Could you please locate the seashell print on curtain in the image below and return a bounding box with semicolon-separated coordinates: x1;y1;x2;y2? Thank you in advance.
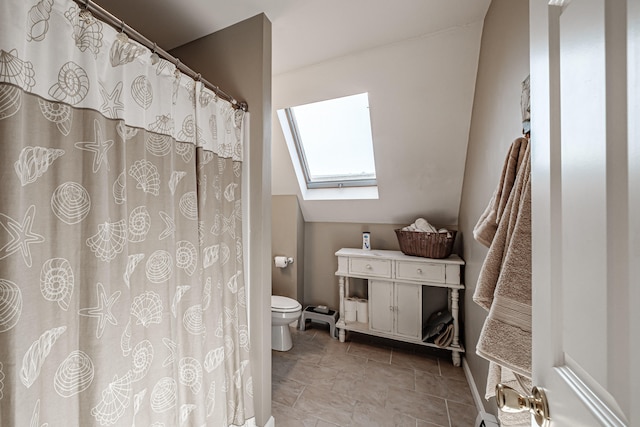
0;0;254;426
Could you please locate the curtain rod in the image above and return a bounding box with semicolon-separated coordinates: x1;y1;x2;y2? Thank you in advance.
73;0;248;112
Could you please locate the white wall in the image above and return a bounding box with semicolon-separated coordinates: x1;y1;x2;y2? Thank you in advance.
272;22;484;225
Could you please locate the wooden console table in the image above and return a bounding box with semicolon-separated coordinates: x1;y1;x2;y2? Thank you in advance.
335;248;465;366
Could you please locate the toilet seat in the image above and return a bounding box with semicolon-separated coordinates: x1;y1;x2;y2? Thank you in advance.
271;295;301;313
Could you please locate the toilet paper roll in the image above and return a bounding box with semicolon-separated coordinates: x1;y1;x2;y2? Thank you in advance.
344;297;357;322
274;256;288;268
356;299;368;323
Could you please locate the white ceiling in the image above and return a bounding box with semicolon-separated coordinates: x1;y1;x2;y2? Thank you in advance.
92;0;490;74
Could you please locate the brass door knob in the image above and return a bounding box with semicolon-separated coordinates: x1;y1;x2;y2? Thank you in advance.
496;384;550;427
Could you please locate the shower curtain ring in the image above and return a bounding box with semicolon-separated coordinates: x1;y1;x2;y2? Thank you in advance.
174;58;181;79
79;0;91;21
195;73;201;82
120;20;125;33
150;42;160;65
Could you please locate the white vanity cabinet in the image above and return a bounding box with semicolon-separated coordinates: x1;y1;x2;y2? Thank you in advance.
335;248;465;366
369;280;422;339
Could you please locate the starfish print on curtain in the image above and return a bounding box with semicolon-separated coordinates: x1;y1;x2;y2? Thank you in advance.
0;205;45;268
74;119;114;173
99;81;124;119
78;282;121;339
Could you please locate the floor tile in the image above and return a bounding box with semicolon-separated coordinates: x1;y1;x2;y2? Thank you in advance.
415;370;475;405
347;340;392;364
294;384;357;426
272;353;297;378
438;359;466;381
332;370;388;407
385;385;450;426
272;326;479;427
318;351;368;376
365;360;416;391
288;359;339;388
272;400;319;427
272;374;305;407
391;347;440;374
416;420;447;427
351;401;418;427
283;339;327;365
447;400;478;427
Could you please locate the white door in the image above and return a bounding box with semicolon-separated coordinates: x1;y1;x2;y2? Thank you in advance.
369;280;393;333
529;0;639;425
394;282;421;339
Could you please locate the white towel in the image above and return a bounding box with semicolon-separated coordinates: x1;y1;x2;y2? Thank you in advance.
403;217;438;233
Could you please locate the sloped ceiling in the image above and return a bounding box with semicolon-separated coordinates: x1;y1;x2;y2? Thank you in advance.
92;0;491;225
272;21;486;226
91;0;490;75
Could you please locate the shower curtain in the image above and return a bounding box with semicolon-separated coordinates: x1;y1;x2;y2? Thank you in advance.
0;0;254;426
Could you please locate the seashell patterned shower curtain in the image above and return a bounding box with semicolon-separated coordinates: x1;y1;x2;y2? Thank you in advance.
0;0;255;426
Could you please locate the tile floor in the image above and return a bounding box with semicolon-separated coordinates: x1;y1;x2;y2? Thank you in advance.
272;323;477;427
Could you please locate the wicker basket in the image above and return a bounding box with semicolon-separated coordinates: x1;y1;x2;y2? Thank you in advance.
394;229;456;259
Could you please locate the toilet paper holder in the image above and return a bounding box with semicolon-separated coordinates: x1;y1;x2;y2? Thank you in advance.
274;256;294;268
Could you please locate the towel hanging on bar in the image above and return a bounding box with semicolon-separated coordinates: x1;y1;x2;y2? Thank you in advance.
473;137;531;376
473;137;529;248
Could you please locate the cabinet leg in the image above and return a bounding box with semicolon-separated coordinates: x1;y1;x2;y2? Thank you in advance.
452;351;461;367
450;289;460;349
338;275;346;343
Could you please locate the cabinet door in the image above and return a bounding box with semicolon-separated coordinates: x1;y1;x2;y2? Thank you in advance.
369;280;393;334
394;283;421;339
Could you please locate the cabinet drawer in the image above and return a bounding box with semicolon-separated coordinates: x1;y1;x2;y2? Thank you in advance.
396;261;445;283
349;257;392;278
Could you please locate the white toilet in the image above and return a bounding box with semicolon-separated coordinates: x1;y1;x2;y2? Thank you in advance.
271;295;302;351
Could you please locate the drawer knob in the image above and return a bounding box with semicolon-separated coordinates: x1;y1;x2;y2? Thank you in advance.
366;264;372;269
417;268;423;274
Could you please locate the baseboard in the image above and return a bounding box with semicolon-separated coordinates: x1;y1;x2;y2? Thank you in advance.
462;357;500;426
462;356;485;415
263;415;275;427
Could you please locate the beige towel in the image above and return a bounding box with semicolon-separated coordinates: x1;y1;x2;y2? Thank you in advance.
434;323;454;348
473;139;532;378
487;362;532;426
473;137;530;247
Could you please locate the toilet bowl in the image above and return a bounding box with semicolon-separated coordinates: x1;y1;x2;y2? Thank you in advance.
271;295;302;351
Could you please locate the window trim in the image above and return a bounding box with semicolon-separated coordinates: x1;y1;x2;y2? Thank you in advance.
284;107;313;186
283;96;377;190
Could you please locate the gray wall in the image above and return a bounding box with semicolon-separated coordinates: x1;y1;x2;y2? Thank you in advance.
300;220;459;316
458;0;529;414
170;14;273;426
302;222;405;309
272;195;304;302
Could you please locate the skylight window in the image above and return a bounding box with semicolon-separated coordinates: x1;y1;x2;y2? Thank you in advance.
281;93;377;189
